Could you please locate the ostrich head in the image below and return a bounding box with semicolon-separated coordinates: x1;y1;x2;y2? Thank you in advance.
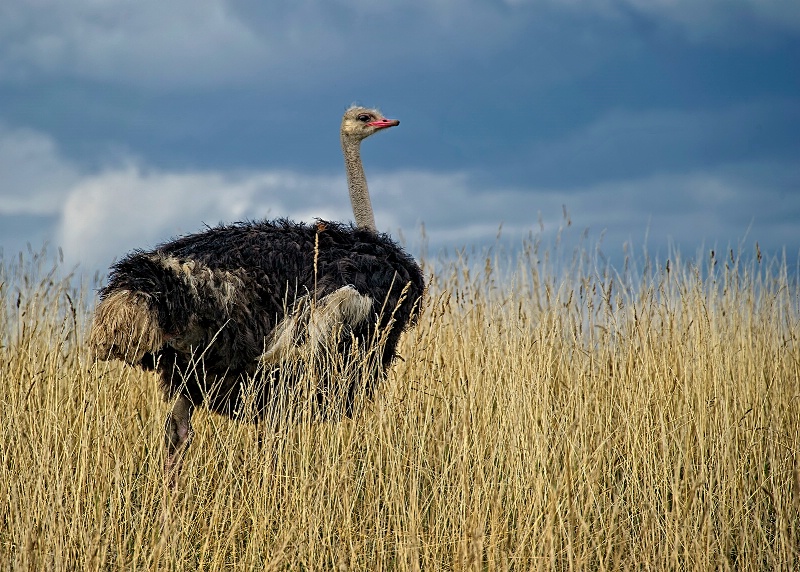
341;106;400;143
340;105;398;232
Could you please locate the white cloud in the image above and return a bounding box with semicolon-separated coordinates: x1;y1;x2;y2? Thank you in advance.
56;166;356;267
52;166;577;269
52;163;800;271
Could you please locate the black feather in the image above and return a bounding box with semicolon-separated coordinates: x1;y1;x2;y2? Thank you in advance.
99;218;425;419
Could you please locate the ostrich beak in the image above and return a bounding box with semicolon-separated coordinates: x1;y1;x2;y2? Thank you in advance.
368;118;400;130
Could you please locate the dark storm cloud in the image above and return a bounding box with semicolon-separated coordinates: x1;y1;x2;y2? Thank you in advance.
0;0;799;272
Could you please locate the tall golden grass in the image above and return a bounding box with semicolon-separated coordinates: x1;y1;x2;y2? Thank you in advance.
1;238;798;570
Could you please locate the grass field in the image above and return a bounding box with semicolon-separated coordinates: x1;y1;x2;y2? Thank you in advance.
1;239;799;570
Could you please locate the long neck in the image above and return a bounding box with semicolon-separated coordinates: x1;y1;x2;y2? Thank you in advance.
342;135;377;232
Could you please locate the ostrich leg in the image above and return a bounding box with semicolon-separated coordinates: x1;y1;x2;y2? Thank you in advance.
164;395;194;489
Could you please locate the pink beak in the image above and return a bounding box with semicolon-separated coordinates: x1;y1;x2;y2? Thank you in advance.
367;118;400;129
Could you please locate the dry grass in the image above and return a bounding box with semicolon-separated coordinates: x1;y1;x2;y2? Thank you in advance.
1;240;799;571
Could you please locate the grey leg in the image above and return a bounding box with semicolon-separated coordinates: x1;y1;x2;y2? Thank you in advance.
164;395;194;489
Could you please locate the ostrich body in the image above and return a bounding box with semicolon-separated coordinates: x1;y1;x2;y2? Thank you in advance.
89;107;425;485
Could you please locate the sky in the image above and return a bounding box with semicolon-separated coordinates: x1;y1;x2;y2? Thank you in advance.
1;0;799;276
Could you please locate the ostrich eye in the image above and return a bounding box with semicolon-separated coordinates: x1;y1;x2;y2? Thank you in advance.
356;114;371;122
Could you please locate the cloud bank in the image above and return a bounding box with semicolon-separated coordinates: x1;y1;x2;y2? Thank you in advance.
2;123;797;274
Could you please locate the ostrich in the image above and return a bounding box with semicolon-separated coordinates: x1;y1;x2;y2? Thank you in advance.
89;106;425;486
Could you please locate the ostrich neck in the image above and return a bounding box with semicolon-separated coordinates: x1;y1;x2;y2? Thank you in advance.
342;136;377;232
